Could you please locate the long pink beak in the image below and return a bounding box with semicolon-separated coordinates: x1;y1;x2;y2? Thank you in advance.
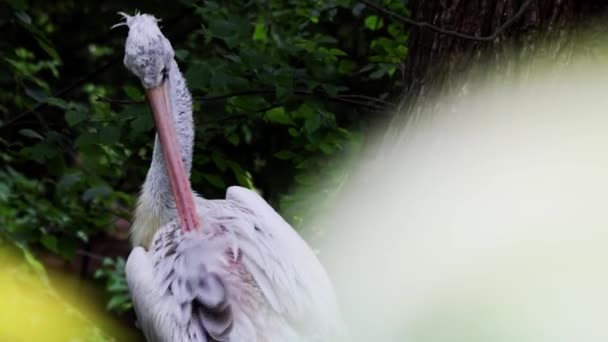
146;84;200;232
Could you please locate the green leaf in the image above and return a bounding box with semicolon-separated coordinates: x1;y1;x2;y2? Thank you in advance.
57;237;77;259
107;293;131;311
292;103;315;119
18;129;44;140
20;141;58;162
102;257;114;267
76;231;88;243
57;172;82;192
185;62;212;90
15;11;31;24
82;185;112;202
321;84;348;96
369;67;388;79
226;161;254;189
329;48;347;57
46;97;69;109
338;60;356;74
211;151;227;171
131;111;154;133
274;150;296;160
93;269;104;279
227;133;240;146
40;234;58;253
265;107;293;125
364;15;384;30
253;18;268;42
0;183;9;202
19;246;48;282
65;110;87;126
304;115;321;135
202;173;226;189
211;71;248;88
75;131;98;148
288;127;300;137
352;3;366;16
123;85;143;100
108;279;128;292
99;126;121;145
275;85;291;99
295;173;314;185
319;142;334;154
174;49;190;61
24;87;47;103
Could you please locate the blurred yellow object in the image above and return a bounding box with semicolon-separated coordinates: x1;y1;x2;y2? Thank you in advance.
0;244;138;342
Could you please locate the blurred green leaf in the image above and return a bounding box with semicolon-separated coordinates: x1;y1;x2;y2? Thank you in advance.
82;185;112;202
65;110;87;126
265;107;293;125
18;128;44;140
274;150;296;160
40;234;58;253
123;85;143;101
211;151;227;171
253;18;268;42
227;132;240;146
15;11;31;24
75;131;99;148
364;15;384;30
131;111;154;133
99;126;120;145
46;97;69;109
107;294;131;312
25;86;47;102
174;49;190;61
202;173;226;189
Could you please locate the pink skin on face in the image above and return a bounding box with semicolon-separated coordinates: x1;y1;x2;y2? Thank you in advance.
146;84;200;232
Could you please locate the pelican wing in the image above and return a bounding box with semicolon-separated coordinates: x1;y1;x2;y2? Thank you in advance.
223;186;340;338
126;224;233;342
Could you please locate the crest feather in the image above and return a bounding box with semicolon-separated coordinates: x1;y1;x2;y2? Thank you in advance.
111;11;160;30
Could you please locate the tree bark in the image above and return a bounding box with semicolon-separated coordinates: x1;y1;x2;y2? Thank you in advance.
400;0;606;105
371;0;608;149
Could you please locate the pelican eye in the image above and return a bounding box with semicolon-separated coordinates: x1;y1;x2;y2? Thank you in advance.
161;66;168;82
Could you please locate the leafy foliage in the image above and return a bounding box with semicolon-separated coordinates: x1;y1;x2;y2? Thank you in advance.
94;257;132;313
0;0;409;336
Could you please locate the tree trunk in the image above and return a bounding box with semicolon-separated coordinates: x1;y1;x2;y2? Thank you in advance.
399;0;606;105
368;0;608;162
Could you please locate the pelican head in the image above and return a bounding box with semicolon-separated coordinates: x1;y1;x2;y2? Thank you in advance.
117;12;174;89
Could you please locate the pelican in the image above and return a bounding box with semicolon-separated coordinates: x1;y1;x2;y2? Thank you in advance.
117;13;341;341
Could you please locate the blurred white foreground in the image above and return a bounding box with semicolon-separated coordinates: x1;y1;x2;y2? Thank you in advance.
317;61;608;341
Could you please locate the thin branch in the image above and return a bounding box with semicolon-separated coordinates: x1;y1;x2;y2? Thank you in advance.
359;0;534;42
96;88;394;111
334;93;393;106
248;103;283;114
76;249;107;262
96;96;141;105
200;89;277;102
330;95;391;110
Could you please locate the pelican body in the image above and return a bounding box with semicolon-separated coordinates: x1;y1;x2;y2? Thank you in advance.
119;13;341;341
